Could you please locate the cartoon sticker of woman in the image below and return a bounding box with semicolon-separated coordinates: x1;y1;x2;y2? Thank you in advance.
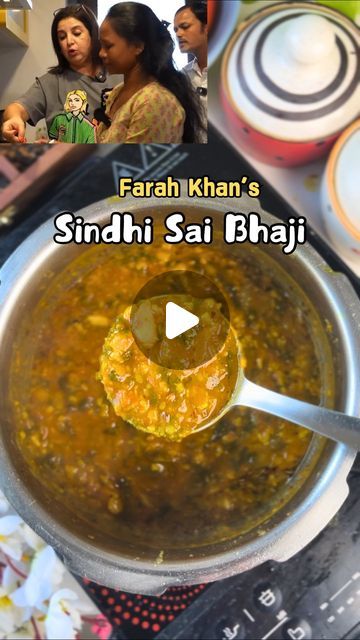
49;90;96;143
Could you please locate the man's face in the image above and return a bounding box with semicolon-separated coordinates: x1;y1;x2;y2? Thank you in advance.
174;8;207;57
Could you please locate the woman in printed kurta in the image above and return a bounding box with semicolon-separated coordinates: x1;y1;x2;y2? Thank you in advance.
97;82;184;144
98;2;205;144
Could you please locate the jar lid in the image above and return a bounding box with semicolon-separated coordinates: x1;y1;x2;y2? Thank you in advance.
327;119;360;240
221;2;360;142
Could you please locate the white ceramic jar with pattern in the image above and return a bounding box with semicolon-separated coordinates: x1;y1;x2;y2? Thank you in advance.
321;119;360;260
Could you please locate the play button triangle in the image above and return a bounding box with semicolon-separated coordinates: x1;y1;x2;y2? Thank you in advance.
165;302;199;340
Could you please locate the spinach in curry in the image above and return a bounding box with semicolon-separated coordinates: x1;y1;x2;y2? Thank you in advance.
99;295;239;440
11;240;325;546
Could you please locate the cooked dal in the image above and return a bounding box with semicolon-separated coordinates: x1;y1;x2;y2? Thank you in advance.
11;240;324;546
99;295;239;440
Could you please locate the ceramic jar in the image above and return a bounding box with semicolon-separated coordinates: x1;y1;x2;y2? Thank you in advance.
321;119;360;259
220;2;360;166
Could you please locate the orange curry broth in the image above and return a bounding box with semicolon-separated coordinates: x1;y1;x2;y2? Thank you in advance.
99;296;239;440
11;241;324;546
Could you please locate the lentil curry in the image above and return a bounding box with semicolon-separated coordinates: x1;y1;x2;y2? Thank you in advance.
11;238;326;550
99;295;239;440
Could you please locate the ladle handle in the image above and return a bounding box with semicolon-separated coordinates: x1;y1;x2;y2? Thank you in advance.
236;379;360;450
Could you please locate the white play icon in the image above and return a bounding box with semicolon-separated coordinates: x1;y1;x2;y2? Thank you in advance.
165;302;199;340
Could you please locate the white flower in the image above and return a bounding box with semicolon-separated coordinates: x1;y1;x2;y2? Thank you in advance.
2;566;23;594
0;586;29;636
0;567;33;638
19;524;45;553
11;545;64;610
0;518;90;640
5;621;34;639
45;588;83;640
0;516;23;561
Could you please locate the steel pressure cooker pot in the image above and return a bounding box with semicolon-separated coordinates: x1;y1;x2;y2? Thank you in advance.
0;193;359;594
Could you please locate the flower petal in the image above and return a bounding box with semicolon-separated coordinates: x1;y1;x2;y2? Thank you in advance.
0;538;23;561
45;589;81;640
11;546;63;608
20;525;45;552
0;516;22;536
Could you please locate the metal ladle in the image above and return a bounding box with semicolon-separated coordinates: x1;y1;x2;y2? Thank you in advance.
196;365;360;449
102;294;360;448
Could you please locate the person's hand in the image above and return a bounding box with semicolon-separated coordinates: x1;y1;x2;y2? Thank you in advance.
2;116;26;142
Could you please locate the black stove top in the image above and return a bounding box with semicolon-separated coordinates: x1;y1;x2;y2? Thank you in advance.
157;470;360;640
81;465;360;639
1;128;359;640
